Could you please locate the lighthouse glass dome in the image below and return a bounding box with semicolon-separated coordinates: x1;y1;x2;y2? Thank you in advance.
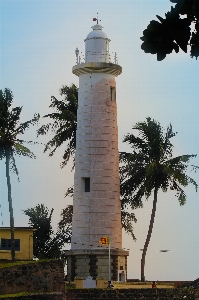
84;24;110;63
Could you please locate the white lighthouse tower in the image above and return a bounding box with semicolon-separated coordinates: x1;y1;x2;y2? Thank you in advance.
66;21;128;282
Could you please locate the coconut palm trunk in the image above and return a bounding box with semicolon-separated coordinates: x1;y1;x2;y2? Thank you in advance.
5;149;15;261
141;186;158;282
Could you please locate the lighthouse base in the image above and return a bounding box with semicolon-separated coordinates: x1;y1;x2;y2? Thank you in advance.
65;248;129;282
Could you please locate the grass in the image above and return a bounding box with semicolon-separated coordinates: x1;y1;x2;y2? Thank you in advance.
0;292;33;298
0;292;63;299
113;282;174;289
0;259;54;269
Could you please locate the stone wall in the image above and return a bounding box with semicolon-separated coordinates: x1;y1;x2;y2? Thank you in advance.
0;260;64;295
65;288;198;300
1;288;199;300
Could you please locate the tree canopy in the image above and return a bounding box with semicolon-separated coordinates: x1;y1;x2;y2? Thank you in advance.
120;117;198;281
23;204;72;259
141;0;199;60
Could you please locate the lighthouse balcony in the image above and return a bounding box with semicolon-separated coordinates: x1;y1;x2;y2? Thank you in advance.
72;62;122;77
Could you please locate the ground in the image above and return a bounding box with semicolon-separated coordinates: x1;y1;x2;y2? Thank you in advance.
113;282;174;289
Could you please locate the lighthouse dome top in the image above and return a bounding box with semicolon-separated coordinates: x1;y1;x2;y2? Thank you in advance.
84;23;111;63
85;24;110;41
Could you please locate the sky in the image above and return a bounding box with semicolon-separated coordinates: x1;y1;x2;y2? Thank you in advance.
0;0;199;281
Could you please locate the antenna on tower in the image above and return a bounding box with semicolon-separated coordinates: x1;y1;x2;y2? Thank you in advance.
93;12;101;24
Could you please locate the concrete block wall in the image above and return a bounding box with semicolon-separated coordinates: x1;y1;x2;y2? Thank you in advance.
72;73;122;250
1;289;198;300
65;288;198;300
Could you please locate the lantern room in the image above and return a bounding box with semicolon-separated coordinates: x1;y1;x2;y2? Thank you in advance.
84;24;110;63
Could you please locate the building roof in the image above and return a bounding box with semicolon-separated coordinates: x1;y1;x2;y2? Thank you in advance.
0;227;36;231
85;24;109;41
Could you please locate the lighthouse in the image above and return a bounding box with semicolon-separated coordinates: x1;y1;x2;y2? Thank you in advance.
66;21;128;282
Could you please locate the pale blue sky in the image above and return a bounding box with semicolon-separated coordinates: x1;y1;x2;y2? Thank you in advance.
0;0;199;281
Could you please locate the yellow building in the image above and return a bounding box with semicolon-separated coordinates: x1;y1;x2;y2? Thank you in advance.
0;227;35;261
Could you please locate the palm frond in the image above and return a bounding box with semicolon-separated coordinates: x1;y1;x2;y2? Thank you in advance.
120;117;198;209
15;113;39;135
9;150;19;181
13;143;36;159
0;88;38;177
37;84;78;168
121;208;137;240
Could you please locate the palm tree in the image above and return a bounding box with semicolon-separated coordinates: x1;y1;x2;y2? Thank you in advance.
37;84;78;168
120;117;198;281
0;88;39;261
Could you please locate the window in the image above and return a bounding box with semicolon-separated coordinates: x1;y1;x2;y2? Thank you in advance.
106;40;109;55
84;177;90;192
0;238;20;251
110;87;116;101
